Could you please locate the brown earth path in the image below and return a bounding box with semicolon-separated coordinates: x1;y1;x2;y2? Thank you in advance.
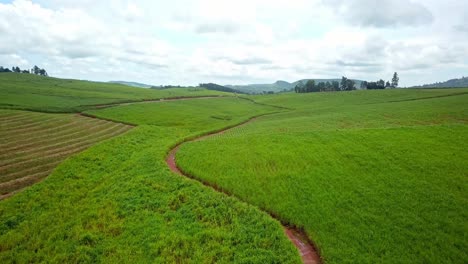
166;115;322;264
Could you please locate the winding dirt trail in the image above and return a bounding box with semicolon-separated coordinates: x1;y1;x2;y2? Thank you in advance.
166;116;322;264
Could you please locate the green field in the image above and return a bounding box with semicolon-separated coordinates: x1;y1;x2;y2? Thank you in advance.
1;74;467;263
0;109;132;198
0;73;229;112
0;96;299;263
177;89;468;263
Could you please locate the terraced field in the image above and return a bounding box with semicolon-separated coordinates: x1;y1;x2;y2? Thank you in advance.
0;109;132;199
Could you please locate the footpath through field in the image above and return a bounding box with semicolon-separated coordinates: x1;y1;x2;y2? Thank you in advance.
166;113;321;264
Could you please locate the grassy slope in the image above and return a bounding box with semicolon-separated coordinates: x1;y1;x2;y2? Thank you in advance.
0;73;229;112
0;97;300;263
177;88;468;263
0;109;132;197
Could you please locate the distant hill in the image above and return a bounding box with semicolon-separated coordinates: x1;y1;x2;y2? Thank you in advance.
109;81;153;88
199;83;246;94
226;79;365;94
412;76;468;88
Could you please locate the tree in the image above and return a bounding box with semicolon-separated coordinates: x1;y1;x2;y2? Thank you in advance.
325;81;332;91
340;76;348;91
32;65;40;75
317;82;325;92
391;72;399;88
39;69;48;76
0;67;12;73
385;81;391;88
305;80;316;92
332;81;339;91
377;79;385;89
346;79;355;91
360;81;368;89
294;81;305;93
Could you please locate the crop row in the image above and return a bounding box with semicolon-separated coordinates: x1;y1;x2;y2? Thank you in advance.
0;110;132;197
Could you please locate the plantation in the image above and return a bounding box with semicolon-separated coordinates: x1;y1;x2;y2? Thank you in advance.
0;93;299;263
0;73;229;112
0;73;467;263
0;109;132;199
177;88;468;263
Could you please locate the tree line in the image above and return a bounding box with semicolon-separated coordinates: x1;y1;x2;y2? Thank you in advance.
361;72;399;90
295;72;399;93
199;83;246;94
0;65;48;76
294;77;355;93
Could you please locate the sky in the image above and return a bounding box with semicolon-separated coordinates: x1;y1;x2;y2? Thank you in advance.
0;0;467;87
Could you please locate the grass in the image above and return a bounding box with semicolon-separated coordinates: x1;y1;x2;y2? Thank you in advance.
0;97;299;263
177;88;468;263
2;73;466;263
0;109;132;198
0;73;230;112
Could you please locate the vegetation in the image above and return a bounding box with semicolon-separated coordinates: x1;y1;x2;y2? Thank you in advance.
412;76;468;88
177;88;468;263
0;96;299;263
227;79;365;94
0;109;132;198
1;73;467;263
295;77;356;93
296;73;400;93
199;83;245;94
0;73;230;112
0;65;48;76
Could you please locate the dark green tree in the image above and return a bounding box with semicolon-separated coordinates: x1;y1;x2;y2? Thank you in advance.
33;65;40;75
391;72;399;88
317;82;325;92
340;76;347;91
345;79;355;91
332;81;339;91
294;81;305;93
39;69;48;76
305;80;316;93
360;81;368;89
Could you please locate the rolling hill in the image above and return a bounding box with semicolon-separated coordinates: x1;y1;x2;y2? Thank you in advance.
108;81;153;88
412;76;468;88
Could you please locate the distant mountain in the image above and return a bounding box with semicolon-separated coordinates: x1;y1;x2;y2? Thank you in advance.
109;81;153;88
412;76;468;88
225;79;365;94
199;83;246;94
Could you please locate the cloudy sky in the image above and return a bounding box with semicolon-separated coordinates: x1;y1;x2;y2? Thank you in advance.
1;0;467;86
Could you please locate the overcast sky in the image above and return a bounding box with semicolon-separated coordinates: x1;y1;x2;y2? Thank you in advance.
1;0;467;86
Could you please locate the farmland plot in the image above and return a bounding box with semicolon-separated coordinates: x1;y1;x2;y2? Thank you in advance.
0;109;132;198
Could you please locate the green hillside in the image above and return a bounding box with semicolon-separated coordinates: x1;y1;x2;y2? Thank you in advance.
0;73;230;112
412;76;468;88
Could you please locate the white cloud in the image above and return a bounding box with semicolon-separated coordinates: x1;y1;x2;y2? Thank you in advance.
324;0;434;28
0;0;467;86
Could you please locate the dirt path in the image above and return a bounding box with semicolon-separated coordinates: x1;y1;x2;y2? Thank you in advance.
166;116;322;264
